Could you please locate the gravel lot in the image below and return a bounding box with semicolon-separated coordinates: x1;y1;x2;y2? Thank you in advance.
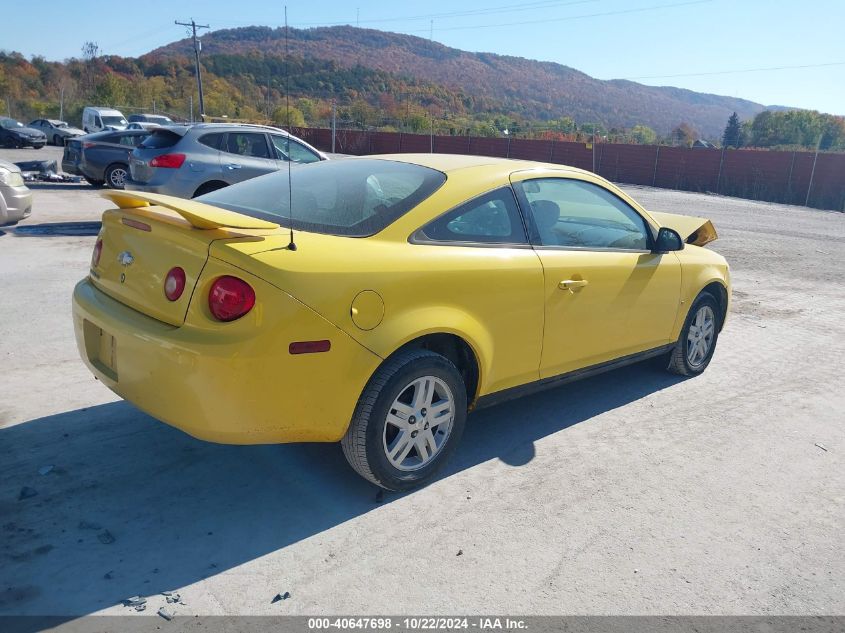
1;145;843;618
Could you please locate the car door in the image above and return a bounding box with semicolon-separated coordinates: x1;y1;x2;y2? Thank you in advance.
220;131;277;184
511;171;681;379
413;186;544;393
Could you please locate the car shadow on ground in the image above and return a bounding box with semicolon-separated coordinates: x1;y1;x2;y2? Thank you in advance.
0;361;684;622
20;184;91;191
10;222;101;237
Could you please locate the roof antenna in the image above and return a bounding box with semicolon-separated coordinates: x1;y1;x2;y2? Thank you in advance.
285;6;297;251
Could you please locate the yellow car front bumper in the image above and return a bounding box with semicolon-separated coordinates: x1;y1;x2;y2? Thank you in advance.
72;274;382;444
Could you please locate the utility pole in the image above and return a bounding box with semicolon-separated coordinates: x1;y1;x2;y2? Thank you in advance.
331;100;337;153
175;19;209;119
805;133;823;207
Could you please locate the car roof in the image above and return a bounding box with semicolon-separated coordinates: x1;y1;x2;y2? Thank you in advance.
367;153;594;177
85;107;123;114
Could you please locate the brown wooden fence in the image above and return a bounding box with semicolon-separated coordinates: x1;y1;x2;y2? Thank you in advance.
290;127;845;212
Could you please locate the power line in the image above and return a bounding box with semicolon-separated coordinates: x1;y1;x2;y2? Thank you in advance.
417;0;712;32
293;0;600;27
621;61;845;80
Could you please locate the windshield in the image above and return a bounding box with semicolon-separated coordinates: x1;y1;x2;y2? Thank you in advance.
102;115;127;126
1;119;23;129
54;121;68;128
148;116;172;124
197;159;447;237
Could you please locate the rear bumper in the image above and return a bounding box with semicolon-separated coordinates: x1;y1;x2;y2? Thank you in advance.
72;271;381;444
61;160;80;175
0;185;33;225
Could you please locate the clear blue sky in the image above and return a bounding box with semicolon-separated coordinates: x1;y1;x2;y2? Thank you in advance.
5;0;843;114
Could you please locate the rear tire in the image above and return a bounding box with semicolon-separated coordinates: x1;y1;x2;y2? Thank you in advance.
105;164;128;189
342;349;467;491
665;293;721;376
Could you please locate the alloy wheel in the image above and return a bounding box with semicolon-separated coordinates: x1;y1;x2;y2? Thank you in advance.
382;376;455;471
109;167;127;188
687;305;716;367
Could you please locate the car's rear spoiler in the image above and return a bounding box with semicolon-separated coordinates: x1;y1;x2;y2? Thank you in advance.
649;211;718;247
101;191;280;230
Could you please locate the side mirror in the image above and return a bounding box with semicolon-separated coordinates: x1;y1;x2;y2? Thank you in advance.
653;227;684;253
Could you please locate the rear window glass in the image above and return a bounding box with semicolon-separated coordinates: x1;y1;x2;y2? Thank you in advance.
197;159;446;237
140;130;181;149
197;132;224;150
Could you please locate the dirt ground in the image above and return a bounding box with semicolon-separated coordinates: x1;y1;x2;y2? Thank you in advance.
1;145;843;618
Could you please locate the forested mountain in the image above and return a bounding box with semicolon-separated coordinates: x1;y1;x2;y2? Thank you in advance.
4;24;842;149
153;25;766;137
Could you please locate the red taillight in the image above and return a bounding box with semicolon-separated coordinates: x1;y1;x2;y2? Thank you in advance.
149;153;186;169
208;276;255;322
164;267;186;302
91;238;103;268
83;141;96;149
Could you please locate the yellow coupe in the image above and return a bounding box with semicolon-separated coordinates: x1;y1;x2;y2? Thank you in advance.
72;154;729;490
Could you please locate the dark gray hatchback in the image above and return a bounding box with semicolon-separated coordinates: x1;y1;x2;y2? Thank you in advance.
62;130;151;188
125;123;326;199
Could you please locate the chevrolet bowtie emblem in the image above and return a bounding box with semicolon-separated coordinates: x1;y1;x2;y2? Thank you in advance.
118;251;134;267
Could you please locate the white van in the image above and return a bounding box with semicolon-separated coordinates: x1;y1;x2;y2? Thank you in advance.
82;107;128;133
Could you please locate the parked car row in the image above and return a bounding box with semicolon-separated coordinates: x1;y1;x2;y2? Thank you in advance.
0;107;179;150
58;122;324;194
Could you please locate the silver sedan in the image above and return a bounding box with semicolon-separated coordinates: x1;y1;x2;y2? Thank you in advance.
0;160;33;225
28;119;86;146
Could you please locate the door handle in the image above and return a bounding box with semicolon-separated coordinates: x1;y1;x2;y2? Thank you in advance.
559;279;589;291
225;163;242;170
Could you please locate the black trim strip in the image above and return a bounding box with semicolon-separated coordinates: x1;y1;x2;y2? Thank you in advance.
473;343;675;410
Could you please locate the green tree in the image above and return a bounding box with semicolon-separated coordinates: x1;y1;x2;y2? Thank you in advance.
722;112;743;148
272;105;305;127
631;125;657;145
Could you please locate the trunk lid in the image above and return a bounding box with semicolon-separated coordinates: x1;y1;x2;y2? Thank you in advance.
649;211;718;247
129;128;186;183
91;192;279;326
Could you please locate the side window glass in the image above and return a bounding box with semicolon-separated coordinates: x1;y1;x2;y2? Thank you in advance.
421;187;526;244
198;133;224;150
271;136;321;163
224;132;271;158
518;178;649;250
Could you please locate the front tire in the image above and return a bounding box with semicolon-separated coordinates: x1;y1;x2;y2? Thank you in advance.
665;293;721;376
342;349;467;491
53;135;62;146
